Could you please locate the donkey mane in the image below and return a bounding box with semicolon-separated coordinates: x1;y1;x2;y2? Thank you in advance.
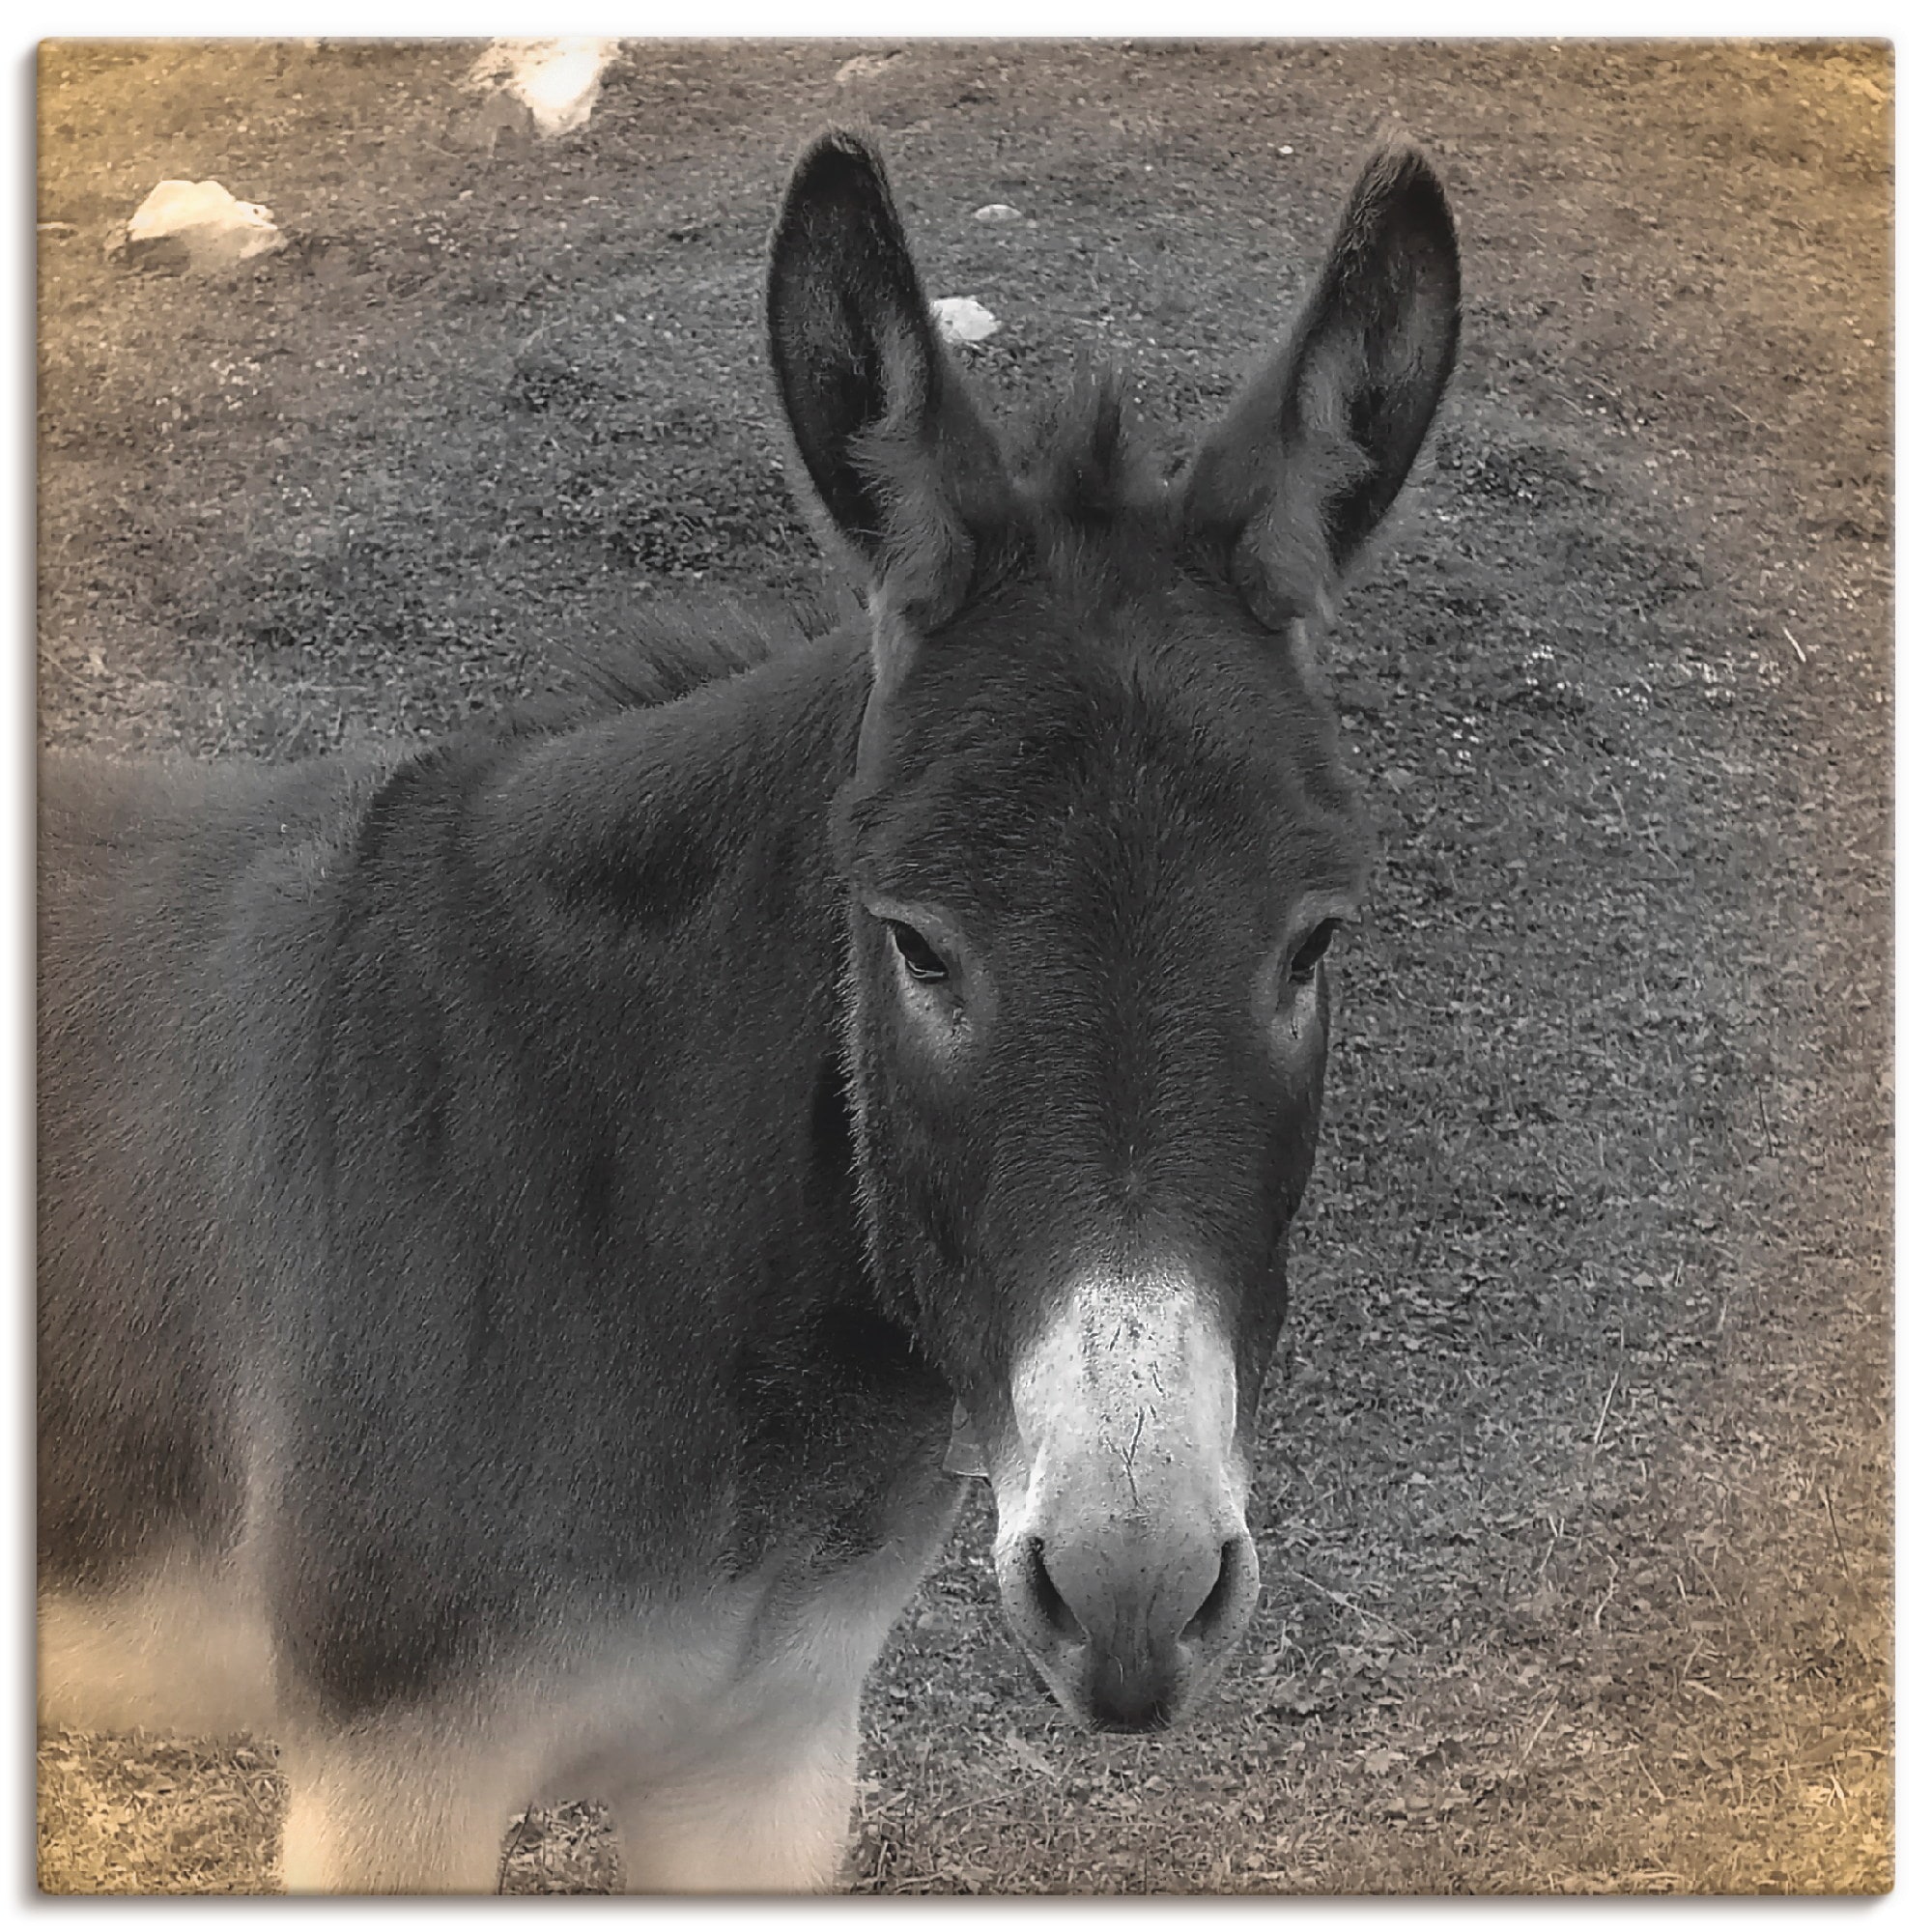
504;589;838;738
331;593;842;884
342;589;849;807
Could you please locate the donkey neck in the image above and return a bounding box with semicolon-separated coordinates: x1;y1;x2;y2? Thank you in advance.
466;620;874;952
328;617;882;1321
464;622;958;1548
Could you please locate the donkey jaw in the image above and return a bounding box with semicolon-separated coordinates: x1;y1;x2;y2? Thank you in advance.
986;1272;1260;1732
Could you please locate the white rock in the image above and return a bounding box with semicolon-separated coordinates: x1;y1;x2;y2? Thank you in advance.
123;180;285;269
835;51;901;86
972;203;1023;223
465;38;622;137
930;297;1000;345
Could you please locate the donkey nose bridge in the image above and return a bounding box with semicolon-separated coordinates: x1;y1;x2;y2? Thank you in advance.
996;1267;1257;1713
1003;1270;1244;1526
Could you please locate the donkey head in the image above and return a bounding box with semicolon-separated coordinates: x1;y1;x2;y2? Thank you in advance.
770;131;1458;1731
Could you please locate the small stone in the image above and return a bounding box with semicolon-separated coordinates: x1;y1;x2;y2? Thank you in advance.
117;180;286;273
464;39;621;138
972;203;1023;223
930;296;1000;345
835;51;902;87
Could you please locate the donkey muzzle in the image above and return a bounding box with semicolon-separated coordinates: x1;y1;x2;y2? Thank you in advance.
989;1274;1259;1731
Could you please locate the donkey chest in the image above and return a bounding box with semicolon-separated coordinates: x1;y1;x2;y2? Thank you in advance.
534;1508;960;1798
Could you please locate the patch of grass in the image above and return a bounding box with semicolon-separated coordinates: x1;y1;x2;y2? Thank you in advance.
37;1735;284;1895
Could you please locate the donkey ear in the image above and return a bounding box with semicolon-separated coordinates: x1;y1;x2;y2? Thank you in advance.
1182;140;1460;631
767;129;1012;627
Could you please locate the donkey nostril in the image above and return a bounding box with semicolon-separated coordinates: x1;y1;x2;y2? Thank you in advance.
1181;1537;1244;1644
1025;1538;1086;1643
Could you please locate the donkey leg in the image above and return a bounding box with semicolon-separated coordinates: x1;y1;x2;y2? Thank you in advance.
279;1716;531;1894
611;1691;864;1894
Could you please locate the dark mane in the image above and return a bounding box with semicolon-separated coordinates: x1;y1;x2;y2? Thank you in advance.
484;585;849;742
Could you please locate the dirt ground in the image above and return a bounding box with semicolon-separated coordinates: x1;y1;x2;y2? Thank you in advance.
35;39;1891;1894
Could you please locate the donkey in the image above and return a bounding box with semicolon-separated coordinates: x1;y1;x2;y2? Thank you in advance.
38;129;1458;1892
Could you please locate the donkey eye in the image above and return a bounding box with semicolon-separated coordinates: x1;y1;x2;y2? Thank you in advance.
887;921;952;985
1287;919;1340;983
